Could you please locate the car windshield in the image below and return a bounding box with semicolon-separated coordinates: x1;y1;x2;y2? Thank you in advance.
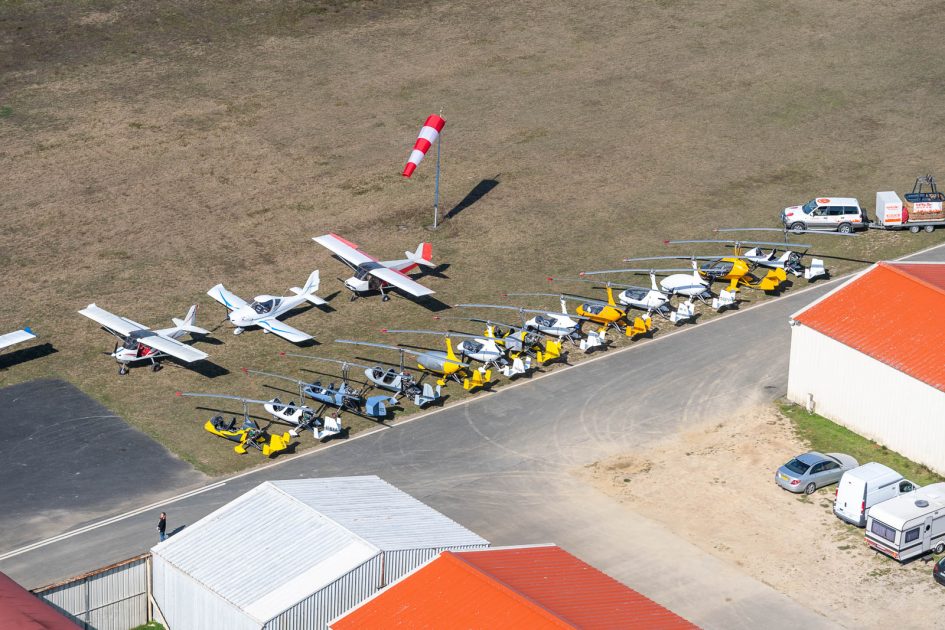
802;200;818;213
784;458;810;475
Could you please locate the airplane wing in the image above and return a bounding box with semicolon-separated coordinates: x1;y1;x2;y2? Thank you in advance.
140;332;209;363
370;266;435;297
206;284;247;311
0;329;36;351
313;234;375;267
78;304;149;337
257;318;312;343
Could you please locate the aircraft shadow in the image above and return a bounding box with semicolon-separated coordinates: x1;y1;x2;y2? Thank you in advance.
187;361;230;378
445;176;500;220
192;405;270;423
191;333;224;346
0;343;57;370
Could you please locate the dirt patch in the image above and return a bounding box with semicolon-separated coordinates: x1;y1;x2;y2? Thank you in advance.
579;407;942;629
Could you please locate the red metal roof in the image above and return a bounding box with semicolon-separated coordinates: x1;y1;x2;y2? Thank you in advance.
0;572;77;629
793;262;945;392
332;545;697;629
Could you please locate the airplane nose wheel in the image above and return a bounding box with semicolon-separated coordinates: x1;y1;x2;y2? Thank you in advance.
118;364;129;376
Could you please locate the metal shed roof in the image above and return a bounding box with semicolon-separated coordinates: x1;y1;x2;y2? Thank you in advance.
151;476;487;623
332;545;698;629
151;483;380;623
269;477;488;550
792;262;945;393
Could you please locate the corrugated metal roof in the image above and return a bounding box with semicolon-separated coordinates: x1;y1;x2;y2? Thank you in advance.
270;477;488;550
151;483;380;623
332;545;698;629
0;572;78;629
793;262;945;393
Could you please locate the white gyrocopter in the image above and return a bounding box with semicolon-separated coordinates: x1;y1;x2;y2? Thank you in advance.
0;328;37;353
207;270;326;343
314;233;436;301
382;328;533;378
580;258;731;324
79;304;209;375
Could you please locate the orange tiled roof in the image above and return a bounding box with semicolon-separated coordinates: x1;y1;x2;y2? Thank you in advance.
331;545;697;629
793;262;945;392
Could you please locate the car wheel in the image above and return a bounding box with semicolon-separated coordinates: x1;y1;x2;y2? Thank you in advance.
935;542;945;555
804;482;817;495
910;225;921;234
837;223;853;234
790;222;806;233
925;225;935;233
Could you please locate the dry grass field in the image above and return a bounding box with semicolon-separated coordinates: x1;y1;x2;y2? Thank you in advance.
2;0;944;474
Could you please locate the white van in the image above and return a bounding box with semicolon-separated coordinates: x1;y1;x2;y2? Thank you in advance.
834;463;916;527
780;197;867;233
865;482;945;562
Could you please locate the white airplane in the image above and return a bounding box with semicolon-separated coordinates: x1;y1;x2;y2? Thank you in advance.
78;304;209;375
313;233;435;301
207;270;325;343
0;328;37;353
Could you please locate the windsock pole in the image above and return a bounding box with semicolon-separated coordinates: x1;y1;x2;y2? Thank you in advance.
433;128;442;229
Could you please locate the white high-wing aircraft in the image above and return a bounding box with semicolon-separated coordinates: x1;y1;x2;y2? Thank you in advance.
0;328;37;352
207;270;325;343
78;304;209;375
313;233;435;301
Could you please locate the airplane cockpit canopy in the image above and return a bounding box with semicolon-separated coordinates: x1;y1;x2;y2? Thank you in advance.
700;260;734;276
463;340;484;354
535;315;555;327
249;297;281;315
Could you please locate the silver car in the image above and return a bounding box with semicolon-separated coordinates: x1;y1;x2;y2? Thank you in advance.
775;451;859;494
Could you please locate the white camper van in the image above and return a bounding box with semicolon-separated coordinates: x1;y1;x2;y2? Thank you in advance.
865;482;945;561
834;463;916;527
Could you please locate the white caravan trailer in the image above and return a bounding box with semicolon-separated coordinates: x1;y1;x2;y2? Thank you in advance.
834;463;916;527
865;482;945;561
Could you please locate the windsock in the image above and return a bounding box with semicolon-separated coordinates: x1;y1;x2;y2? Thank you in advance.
403;114;446;178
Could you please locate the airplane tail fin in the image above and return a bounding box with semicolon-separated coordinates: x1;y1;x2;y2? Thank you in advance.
290;270;327;306
172;305;210;335
406;243;435;268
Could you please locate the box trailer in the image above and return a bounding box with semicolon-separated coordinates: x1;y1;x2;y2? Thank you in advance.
864;482;945;561
871;177;945;233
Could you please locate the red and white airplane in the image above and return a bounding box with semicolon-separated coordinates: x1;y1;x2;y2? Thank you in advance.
313;233;436;301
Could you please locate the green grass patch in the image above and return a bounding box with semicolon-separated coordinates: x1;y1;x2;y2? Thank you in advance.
131;622;164;630
779;401;944;487
0;106;12;118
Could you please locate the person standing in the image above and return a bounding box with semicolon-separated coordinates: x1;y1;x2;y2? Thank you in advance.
157;512;167;543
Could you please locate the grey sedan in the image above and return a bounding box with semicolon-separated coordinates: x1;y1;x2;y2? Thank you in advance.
775;451;859;494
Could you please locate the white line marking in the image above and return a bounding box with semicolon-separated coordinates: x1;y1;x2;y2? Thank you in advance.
0;481;227;561
8;241;945;559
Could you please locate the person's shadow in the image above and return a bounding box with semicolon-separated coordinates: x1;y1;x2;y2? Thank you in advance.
168;525;187;537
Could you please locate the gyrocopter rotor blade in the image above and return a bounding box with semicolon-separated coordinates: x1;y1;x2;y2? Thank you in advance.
335;339;470;367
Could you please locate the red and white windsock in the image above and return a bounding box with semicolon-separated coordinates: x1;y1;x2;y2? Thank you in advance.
402;114;446;178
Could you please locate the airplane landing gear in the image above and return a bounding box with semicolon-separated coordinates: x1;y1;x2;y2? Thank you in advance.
233;327;244;335
118;364;129;376
150;361;162;373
